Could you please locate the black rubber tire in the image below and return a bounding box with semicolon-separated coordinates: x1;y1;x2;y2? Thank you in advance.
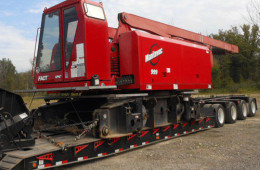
237;100;248;120
213;104;225;128
225;102;237;124
248;98;257;117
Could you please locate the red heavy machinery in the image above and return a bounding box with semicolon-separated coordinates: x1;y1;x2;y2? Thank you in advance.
0;0;257;169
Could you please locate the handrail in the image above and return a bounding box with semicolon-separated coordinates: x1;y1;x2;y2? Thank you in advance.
32;27;41;78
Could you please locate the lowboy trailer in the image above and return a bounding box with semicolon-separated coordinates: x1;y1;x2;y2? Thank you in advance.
0;92;257;170
0;0;258;169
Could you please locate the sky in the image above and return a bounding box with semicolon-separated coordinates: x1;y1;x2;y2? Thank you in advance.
0;0;252;72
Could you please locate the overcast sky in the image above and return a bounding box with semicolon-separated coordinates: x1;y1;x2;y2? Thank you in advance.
0;0;252;72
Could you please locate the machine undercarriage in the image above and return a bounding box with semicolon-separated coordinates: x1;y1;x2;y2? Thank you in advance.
33;91;205;139
31;90;257;140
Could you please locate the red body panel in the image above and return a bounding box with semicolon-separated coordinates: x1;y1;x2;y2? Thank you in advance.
33;0;238;92
34;0;112;89
119;31;212;90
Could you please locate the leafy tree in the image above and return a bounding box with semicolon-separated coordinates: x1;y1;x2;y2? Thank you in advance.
0;58;34;91
0;58;17;90
16;71;34;90
210;24;260;90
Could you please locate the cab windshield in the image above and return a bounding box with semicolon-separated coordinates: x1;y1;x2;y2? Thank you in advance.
37;11;61;73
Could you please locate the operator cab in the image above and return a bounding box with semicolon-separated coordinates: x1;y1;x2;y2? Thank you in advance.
35;0;111;90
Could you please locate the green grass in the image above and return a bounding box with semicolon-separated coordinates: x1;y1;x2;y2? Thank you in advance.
199;88;260;95
202;81;260;95
23;96;46;110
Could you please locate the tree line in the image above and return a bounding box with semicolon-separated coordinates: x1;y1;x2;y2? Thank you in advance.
0;58;34;91
211;24;260;92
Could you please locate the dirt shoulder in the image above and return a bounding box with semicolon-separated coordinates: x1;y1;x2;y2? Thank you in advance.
57;95;260;170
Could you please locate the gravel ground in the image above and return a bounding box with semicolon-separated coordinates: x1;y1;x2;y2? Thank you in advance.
56;95;260;170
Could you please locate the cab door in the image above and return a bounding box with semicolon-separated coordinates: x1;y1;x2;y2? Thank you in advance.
61;5;83;82
35;10;64;84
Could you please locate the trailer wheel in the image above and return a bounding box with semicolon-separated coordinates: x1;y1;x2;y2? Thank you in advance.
225;102;237;124
213;104;225;128
237;100;247;120
248;98;257;117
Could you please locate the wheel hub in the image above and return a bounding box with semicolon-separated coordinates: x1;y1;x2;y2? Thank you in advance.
242;104;247;117
218;108;225;124
231;105;237;120
251;102;256;114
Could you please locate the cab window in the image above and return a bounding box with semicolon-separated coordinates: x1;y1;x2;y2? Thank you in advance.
84;3;105;20
63;7;78;69
37;11;61;73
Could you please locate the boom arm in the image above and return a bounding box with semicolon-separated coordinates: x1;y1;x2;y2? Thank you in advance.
114;12;238;53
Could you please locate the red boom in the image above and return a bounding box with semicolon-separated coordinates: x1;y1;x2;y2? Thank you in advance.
111;13;238;54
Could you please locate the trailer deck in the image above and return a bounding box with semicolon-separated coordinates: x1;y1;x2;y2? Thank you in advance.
0;95;257;170
0;117;215;170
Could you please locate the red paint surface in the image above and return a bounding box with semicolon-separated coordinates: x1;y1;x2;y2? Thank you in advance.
119;31;212;91
33;0;238;92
